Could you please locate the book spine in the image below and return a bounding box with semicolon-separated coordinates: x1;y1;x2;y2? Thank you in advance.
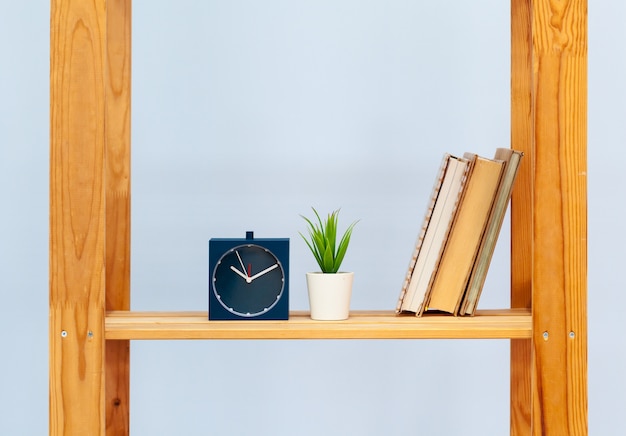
396;154;450;313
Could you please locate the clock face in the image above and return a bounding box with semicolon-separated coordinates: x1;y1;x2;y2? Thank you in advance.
212;244;285;317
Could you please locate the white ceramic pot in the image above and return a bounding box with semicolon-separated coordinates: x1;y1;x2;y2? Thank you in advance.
305;272;354;320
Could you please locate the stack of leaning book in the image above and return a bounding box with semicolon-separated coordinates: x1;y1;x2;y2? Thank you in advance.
396;148;523;316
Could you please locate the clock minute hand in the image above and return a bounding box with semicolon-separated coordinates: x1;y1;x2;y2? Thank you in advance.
248;264;279;282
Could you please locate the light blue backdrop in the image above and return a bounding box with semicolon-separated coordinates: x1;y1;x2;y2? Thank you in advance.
0;1;623;435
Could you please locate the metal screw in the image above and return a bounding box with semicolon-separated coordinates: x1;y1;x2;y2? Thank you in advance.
542;331;549;341
569;331;575;339
87;331;94;339
61;330;67;338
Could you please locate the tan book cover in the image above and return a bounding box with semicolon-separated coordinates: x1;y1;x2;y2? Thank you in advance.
423;153;505;315
459;148;523;315
397;154;470;314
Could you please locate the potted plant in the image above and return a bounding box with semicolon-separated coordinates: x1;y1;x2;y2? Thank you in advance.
300;208;359;320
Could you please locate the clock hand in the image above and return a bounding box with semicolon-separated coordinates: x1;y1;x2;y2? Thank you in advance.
248;264;279;282
235;250;247;276
230;265;250;282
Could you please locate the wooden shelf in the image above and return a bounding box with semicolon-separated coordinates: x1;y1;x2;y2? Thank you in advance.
105;309;532;340
49;2;587;434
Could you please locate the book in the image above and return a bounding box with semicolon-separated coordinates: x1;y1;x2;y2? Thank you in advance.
396;155;450;313
458;148;523;315
395;155;450;313
423;153;505;315
396;154;470;314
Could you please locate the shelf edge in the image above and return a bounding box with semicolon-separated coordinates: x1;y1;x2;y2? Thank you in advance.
105;309;532;340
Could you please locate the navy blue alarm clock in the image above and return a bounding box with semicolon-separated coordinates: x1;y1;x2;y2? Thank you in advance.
209;231;289;320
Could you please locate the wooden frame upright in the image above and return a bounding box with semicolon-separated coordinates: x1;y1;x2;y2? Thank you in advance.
49;1;587;435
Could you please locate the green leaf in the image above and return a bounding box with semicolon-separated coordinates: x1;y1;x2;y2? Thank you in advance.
333;220;358;272
322;243;334;272
326;210;338;256
299;232;322;269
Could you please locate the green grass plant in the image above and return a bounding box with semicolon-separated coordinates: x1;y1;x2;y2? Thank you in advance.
299;208;358;273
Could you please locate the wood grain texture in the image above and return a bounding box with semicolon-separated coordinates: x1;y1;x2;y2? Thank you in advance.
510;1;533;434
103;1;131;435
50;0;108;434
531;1;588;435
104;310;532;340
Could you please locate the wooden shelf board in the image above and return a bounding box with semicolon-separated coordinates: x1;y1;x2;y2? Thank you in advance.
105;309;532;340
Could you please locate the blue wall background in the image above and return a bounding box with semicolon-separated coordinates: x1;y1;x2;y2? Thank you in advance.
1;1;623;434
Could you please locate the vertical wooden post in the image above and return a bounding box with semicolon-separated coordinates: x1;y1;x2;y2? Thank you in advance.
50;0;108;434
50;0;131;434
511;0;588;434
530;0;588;434
104;1;132;435
510;0;533;434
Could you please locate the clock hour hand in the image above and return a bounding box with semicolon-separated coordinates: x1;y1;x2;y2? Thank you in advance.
248;264;279;282
230;265;250;282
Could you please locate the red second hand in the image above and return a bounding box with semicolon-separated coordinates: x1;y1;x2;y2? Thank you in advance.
247;264;251;277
